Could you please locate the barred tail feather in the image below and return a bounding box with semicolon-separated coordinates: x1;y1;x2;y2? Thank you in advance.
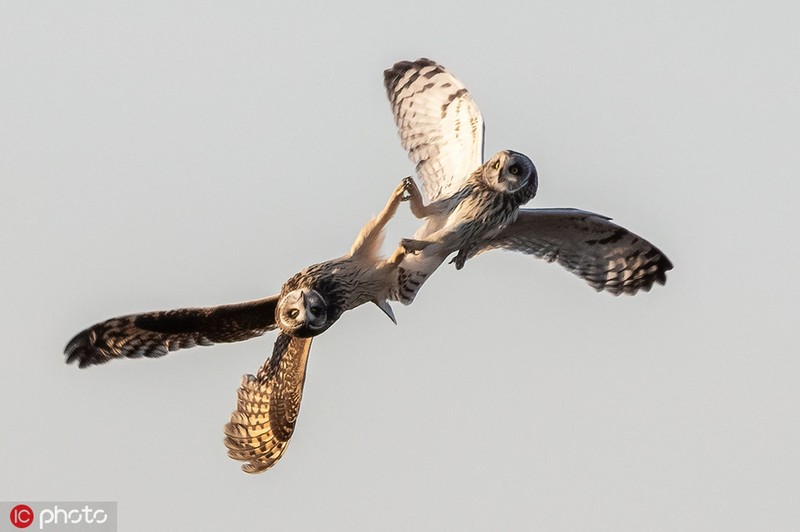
392;252;445;305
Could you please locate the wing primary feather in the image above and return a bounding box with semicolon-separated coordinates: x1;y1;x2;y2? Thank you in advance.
64;295;280;367
223;334;313;474
384;58;484;203
465;208;672;295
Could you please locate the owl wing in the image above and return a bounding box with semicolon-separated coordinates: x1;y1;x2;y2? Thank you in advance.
224;334;313;474
466;209;673;295
64;296;279;367
384;58;484;203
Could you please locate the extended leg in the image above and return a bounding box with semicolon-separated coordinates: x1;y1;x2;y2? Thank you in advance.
449;245;474;270
349;178;411;258
403;177;429;219
398;221;464;255
399;238;433;254
403;177;454;219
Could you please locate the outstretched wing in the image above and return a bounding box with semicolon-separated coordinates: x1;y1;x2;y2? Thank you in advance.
467;209;673;295
224;334;313;474
64;296;279;368
384;58;484;203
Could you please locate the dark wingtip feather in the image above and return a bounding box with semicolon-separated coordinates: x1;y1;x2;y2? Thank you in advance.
630;250;673;294
654;253;673;286
64;328;112;368
661;254;675;274
383;57;439;93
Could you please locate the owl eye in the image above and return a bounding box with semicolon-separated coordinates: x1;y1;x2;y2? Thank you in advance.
509;164;520;175
309;306;324;316
493;161;501;170
287;308;299;319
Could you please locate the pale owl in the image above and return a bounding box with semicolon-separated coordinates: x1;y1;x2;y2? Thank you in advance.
384;58;672;303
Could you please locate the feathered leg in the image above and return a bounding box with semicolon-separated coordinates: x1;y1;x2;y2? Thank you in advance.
403;176;453;219
349;178;412;258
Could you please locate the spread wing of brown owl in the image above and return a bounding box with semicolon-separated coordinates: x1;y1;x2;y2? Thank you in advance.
64;180;413;473
224;334;313;474
64;298;280;367
384;58;672;300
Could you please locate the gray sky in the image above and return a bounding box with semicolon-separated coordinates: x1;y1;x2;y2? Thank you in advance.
2;2;799;530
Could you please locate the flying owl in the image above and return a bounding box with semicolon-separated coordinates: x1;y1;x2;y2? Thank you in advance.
65;180;411;473
383;58;673;303
394;150;539;303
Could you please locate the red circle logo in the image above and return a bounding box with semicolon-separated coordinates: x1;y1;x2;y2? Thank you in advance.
10;504;34;528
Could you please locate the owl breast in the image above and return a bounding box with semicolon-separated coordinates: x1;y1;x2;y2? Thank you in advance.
441;185;522;250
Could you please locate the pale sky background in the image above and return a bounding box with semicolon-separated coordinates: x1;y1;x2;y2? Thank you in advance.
2;2;799;531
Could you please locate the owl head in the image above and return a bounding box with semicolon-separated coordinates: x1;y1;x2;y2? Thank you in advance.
480;150;537;194
277;288;330;337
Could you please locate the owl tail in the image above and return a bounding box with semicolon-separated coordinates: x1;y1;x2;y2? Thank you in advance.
391;251;446;305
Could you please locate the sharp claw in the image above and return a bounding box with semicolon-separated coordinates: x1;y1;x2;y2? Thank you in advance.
400;238;432;254
451;251;467;270
400;176;416;201
399;238;419;255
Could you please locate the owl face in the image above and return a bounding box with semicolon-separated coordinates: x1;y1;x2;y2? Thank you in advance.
277;288;329;337
480;150;535;194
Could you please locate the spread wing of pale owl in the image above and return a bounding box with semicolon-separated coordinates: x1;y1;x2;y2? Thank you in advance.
384;58;672;302
384;58;484;204
64;181;412;473
462;208;671;295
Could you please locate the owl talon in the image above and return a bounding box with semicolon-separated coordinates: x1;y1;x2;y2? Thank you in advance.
450;251;467;270
400;176;417;201
400;238;432;254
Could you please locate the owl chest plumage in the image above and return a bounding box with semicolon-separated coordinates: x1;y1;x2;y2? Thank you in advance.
442;183;522;249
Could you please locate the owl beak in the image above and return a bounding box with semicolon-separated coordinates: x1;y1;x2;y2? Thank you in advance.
300;290;307;305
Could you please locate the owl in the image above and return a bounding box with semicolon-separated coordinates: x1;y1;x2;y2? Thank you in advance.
65;180;411;473
384;58;673;303
395;150;539;303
